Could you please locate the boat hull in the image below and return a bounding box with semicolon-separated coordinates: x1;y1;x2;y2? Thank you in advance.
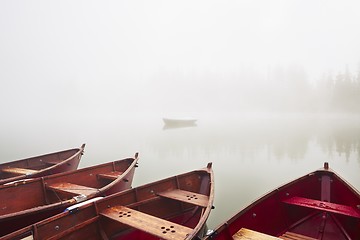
0;154;138;237
0;144;86;185
162;118;197;129
2;163;214;240
205;163;360;240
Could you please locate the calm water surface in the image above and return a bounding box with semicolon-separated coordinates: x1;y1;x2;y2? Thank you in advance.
1;113;359;230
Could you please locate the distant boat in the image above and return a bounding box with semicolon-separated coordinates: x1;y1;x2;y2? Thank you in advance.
0;144;85;185
163;118;197;129
204;162;360;240
2;163;214;240
0;153;139;237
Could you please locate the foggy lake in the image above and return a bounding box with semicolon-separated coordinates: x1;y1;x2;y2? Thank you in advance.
1;113;359;229
1;0;360;233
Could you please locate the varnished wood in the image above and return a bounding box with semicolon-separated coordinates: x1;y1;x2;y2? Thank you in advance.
157;189;209;207
1;162;213;240
101;205;193;240
0;144;85;185
1;167;39;175
97;171;123;180
279;231;317;240
19;236;34;240
46;217;99;240
233;228;281;240
46;182;99;196
43;160;59;166
0;155;139;237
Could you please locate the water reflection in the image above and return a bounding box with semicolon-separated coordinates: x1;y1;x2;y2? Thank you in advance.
0;114;359;230
162;122;197;130
136;114;359;229
151;115;360;163
315;116;360;162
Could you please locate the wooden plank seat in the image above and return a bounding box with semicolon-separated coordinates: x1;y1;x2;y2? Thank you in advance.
19;235;34;240
1;167;39;176
157;189;209;207
279;231;317;240
282;196;360;218
233;228;281;240
97;171;123;180
100;205;193;240
46;182;99;196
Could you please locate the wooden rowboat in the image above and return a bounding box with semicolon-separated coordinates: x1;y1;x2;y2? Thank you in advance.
163;118;197;124
0;144;86;185
0;153;139;237
204;162;360;240
2;162;214;240
163;118;197;129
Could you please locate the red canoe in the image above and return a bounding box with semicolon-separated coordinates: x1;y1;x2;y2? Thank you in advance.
0;144;85;185
0;153;138;237
1;162;214;240
205;162;360;240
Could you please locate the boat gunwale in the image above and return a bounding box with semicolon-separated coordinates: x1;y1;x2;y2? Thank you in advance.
0;154;138;223
2;163;214;240
97;162;214;240
205;163;360;239
0;144;86;185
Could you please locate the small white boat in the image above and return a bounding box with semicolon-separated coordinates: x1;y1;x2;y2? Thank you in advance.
163;118;197;125
162;118;197;130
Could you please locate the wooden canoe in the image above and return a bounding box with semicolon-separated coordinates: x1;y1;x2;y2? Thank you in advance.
0;153;139;237
204;162;360;240
2;162;214;240
0;144;86;185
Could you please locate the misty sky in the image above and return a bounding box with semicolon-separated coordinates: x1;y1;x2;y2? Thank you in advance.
1;0;360;118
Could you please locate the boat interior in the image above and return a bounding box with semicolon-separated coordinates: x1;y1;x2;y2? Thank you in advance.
0;150;80;179
0;159;134;216
6;169;212;240
210;167;359;240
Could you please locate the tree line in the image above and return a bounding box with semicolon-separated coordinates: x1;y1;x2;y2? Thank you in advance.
149;65;360;114
316;67;360;113
258;65;360;113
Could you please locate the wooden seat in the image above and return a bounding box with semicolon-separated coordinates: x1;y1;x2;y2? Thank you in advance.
1;167;39;176
279;231;317;240
282;196;360;218
97;171;123;180
19;235;34;240
100;205;193;240
46;182;98;196
233;228;281;240
157;189;209;207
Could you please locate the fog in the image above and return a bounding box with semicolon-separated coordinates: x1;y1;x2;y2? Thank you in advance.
1;0;360;158
1;0;360;122
1;2;360;231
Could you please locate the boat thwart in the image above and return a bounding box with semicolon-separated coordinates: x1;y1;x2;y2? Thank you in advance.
0;153;139;237
204;162;360;240
0;144;86;185
1;162;214;240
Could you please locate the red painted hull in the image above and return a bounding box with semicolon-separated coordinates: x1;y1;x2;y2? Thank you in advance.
205;163;360;240
0;144;85;185
0;154;138;237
